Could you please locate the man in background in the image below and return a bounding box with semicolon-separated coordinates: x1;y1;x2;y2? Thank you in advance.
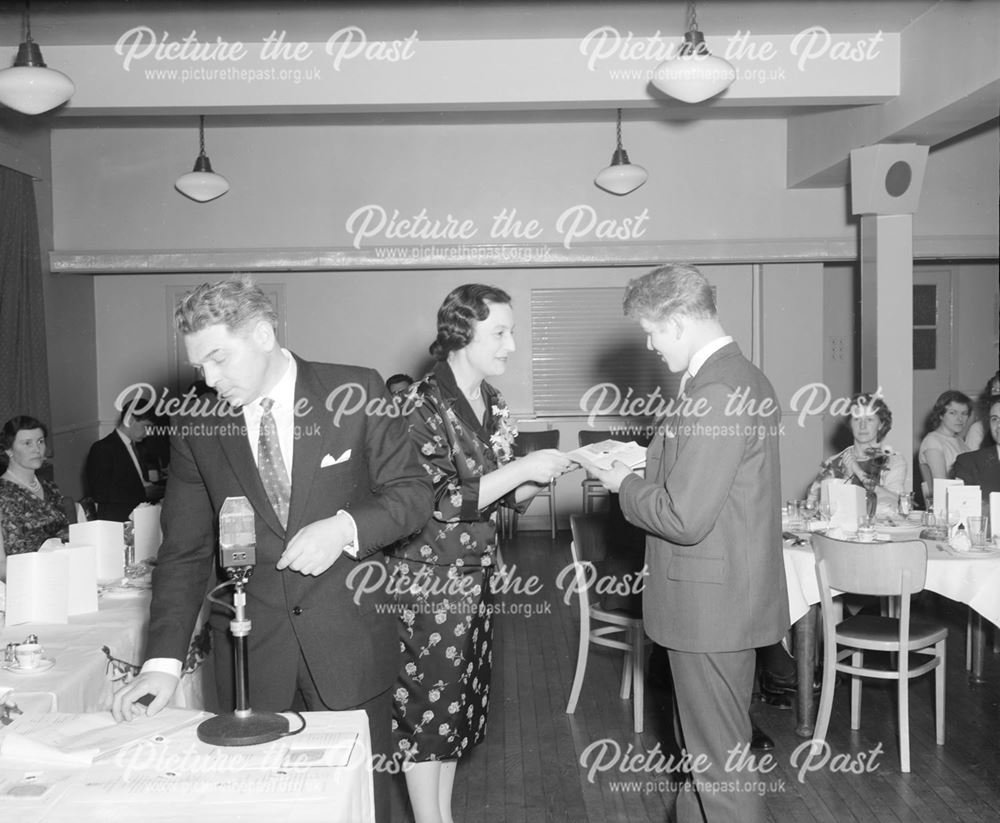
85;399;160;521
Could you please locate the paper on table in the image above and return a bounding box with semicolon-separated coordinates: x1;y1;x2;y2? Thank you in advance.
283;731;359;768
829;484;865;530
946;484;980;530
69;520;125;583
991;493;1000;541
568;440;647;472
0;733;98;765
933;478;962;521
39;542;98;616
4;551;69;626
131;503;162;564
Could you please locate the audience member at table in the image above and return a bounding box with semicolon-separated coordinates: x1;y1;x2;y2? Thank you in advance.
919;390;973;485
952;397;1000;500
84;397;161;521
388;285;573;823
805;392;907;509
965;370;1000;450
386;372;414;397
110;276;433;823
0;415;69;578
591;264;787;823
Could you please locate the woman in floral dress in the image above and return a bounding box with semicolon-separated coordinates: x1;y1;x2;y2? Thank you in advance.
388;284;572;823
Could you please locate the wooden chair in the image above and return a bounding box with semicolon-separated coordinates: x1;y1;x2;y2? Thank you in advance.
812;534;947;773
565;513;648;733
511;429;559;538
578;430;617;513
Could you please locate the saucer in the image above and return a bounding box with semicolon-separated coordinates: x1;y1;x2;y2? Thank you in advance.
2;656;55;674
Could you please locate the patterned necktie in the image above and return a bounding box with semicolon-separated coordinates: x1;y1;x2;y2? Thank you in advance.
258;397;291;528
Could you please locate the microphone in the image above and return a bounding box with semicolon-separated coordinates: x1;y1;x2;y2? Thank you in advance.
197;496;288;746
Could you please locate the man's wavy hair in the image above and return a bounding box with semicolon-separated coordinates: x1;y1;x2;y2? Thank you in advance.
174;275;278;337
623;264;717;323
429;284;512;361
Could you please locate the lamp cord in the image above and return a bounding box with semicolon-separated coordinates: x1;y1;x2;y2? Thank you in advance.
23;0;32;42
687;0;699;33
615;108;623;152
199;115;207;156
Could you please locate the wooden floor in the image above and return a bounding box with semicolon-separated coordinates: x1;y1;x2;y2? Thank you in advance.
389;530;1000;823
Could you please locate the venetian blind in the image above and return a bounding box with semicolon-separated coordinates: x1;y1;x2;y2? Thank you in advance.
531;288;681;417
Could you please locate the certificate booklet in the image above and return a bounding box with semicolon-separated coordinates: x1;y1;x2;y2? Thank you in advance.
568;440;647;472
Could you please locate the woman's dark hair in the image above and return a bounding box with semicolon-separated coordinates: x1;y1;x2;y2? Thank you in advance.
1;415;49;452
849;392;893;443
429;284;512;361
928;390;972;432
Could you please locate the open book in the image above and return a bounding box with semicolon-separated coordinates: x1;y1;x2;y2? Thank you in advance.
567;439;647;472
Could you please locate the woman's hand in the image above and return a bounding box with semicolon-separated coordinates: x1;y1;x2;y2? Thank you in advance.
516;449;575;485
841;449;867;483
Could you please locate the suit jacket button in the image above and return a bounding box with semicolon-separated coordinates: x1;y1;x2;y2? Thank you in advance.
292;606;303;616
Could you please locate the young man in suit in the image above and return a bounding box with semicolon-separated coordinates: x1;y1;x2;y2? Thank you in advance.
84;400;158;521
112;276;434;823
592;264;789;823
953;398;1000;498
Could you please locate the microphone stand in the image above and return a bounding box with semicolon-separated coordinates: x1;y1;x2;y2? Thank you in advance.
197;566;288;746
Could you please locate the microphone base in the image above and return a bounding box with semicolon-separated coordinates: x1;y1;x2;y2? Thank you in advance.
196;710;288;747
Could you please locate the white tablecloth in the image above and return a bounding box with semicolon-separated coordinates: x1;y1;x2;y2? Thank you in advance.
0;709;374;823
1;592;205;713
783;539;1000;627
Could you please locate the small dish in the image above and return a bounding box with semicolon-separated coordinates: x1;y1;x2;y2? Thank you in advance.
1;656;55;674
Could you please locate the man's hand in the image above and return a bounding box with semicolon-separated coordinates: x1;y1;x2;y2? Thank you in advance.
112;671;179;722
589;460;635;494
277;513;353;576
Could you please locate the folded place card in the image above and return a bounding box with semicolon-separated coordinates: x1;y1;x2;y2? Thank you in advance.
131;503;162;564
991;493;1000;541
4;551;69;625
933;478;963;521
820;477;847;511
946;484;981;531
40;542;99;616
69;520;125;582
829;484;865;530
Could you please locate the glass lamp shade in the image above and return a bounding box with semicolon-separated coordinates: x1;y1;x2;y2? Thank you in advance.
0;42;74;114
651;31;736;104
175;155;230;202
594;148;648;196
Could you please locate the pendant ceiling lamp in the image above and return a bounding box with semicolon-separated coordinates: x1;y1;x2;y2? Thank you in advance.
594;108;648;196
651;0;735;104
0;0;75;115
175;115;230;202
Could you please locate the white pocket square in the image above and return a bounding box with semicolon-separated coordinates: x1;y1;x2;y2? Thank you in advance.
321;449;352;468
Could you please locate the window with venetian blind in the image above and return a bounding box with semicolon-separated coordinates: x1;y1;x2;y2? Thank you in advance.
530;288;682;418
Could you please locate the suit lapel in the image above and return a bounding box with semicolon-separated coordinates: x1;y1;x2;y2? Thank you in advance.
286;358;340;538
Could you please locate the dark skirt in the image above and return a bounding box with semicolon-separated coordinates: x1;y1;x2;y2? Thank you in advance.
390;558;495;761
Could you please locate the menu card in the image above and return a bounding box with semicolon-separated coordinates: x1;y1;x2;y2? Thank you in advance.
820;477;846;511
946;484;981;531
3;541;100;625
933;478;963;521
68;520;125;582
829;484;865;530
131;503;162;563
991;493;1000;540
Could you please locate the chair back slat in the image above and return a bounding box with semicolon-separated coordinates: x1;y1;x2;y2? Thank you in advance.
811;534;928;595
514;429;559;456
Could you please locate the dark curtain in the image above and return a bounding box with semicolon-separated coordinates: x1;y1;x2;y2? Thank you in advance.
0;164;51;431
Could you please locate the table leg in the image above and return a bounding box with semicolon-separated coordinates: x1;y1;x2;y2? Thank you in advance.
794;605;817;738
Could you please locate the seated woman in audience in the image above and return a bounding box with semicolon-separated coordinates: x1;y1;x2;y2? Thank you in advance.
806;392;906;508
0;416;69;579
965;370;1000;450
918;390;973;483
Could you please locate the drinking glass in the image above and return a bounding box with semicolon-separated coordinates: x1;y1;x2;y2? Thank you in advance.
786;500;801;528
897;492;913;517
968;516;988;549
801;499;818;522
856;516;877;543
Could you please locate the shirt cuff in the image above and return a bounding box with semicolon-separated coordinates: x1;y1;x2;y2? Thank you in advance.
338;510;360;558
141;658;183;680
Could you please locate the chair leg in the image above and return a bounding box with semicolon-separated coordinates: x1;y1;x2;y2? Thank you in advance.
850;652;863;730
632;628;644;734
620;648;633;700
966;608;973;670
898;672;910;773
549;481;557;539
813;633;838;749
566;613;590;715
935;639;946;746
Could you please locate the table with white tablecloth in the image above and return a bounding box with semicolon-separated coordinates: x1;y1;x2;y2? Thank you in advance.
0;709;374;823
1;591;206;713
783;538;1000;736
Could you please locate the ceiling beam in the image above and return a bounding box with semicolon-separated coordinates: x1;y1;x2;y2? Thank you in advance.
786;0;1000;189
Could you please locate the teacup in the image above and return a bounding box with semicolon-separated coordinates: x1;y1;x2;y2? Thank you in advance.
14;642;43;669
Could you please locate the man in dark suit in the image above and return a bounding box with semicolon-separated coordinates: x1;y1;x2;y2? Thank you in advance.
593;264;788;823
953;398;1000;498
112;277;433;823
84;401;158;521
